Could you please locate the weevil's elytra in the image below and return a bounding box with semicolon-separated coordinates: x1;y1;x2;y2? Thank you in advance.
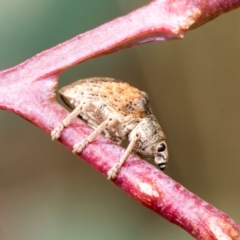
51;77;168;180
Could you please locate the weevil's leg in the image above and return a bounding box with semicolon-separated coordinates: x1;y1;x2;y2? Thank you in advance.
51;103;84;140
72;117;115;153
107;133;141;180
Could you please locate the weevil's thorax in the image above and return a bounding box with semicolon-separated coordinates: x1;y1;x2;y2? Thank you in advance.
128;114;164;154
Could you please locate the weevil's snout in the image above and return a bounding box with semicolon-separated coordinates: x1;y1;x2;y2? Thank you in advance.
155;141;168;171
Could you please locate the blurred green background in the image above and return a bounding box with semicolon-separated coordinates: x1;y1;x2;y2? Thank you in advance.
0;1;240;239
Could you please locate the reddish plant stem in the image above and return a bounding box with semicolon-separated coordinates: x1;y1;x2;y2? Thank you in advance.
0;0;240;239
1;0;239;85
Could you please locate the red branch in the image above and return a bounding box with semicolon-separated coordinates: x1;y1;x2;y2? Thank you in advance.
0;0;240;239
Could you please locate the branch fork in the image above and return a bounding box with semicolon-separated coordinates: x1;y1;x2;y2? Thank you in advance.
1;1;240;239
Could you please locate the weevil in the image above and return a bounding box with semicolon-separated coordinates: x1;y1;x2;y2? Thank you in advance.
51;78;168;179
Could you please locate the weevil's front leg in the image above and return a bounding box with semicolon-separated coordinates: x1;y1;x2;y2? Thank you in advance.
51;103;84;140
107;133;141;180
72;117;117;153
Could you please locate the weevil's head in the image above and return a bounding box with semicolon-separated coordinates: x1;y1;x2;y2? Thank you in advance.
134;138;169;171
130;115;169;171
154;140;168;170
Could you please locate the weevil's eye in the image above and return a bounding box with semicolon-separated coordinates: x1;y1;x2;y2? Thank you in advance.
157;143;166;152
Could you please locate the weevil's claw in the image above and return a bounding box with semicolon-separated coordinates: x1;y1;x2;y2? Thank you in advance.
51;123;64;140
107;163;121;180
72;139;89;153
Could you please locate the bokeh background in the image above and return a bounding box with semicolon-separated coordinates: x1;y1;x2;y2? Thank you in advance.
0;1;240;239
